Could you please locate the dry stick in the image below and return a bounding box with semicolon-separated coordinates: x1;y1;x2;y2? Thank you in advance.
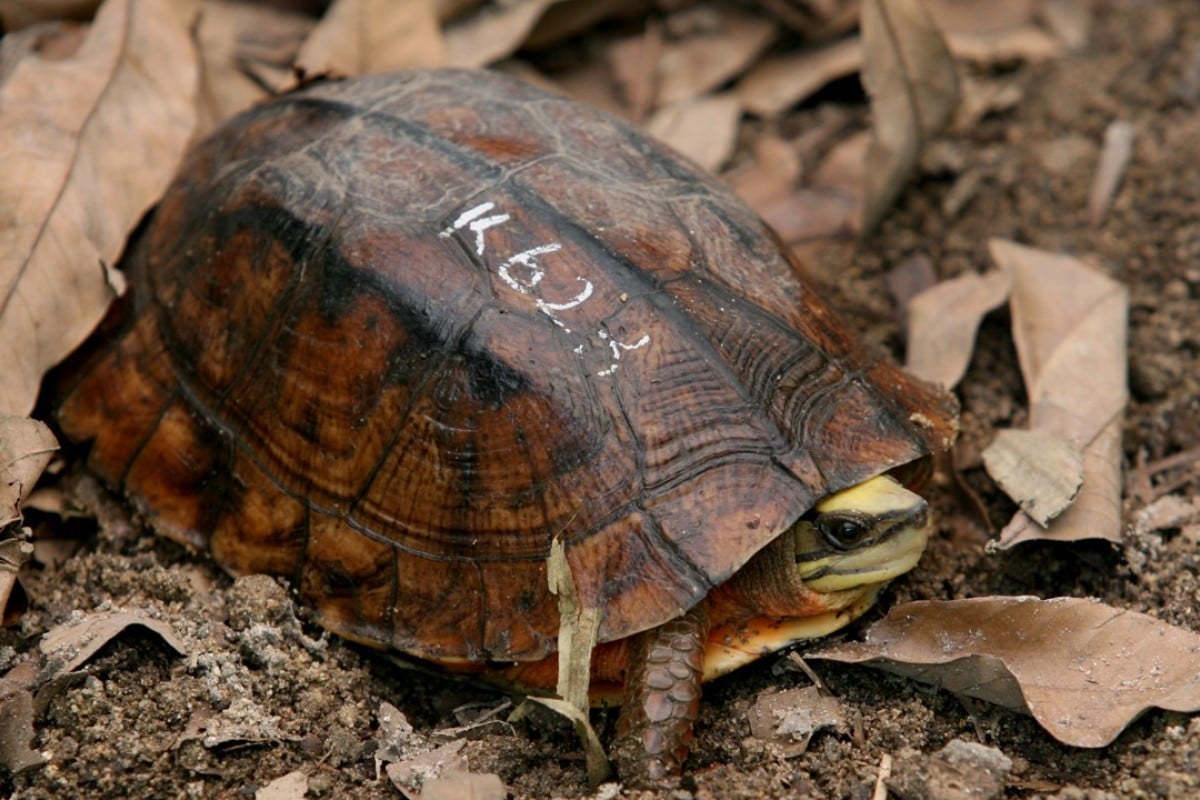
872;753;893;800
1127;444;1200;503
1128;449;1156;506
1143;444;1200;476
784;651;831;694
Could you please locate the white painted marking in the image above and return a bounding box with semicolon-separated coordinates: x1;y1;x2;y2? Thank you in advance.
497;244;562;293
536;279;594;313
439;201;510;255
442;198;653;379
596;332;650;376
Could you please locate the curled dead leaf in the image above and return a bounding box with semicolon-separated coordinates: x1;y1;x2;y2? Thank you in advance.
737;37;862;118
904;269;1012;389
747;686;843;757
651;5;777;108
513;697;610;787
0;0;198;416
812;596;1200;747
982;429;1083;527
443;0;562;68
296;0;447;78
543;537;609;786
384;739;467;799
987;240;1128;547
0;535;34;627
178;697;297;749
254;770;308;800
0;0;100;31
194;1;314;130
645;93;742;172
888;739;1013;800
420;771;507;800
40;609;187;673
0;687;42;773
0;415;58;528
859;0;960;234
547;537;599;713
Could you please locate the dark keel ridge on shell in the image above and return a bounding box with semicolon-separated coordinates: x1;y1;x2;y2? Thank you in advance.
53;69;958;663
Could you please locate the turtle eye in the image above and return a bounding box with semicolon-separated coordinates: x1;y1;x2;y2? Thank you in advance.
817;513;876;551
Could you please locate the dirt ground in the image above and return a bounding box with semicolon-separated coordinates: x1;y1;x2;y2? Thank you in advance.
3;1;1199;798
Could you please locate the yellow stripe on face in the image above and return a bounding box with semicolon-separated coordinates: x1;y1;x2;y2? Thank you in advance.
814;473;924;516
795;474;931;593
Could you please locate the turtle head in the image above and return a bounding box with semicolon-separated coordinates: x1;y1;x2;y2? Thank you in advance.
698;471;933;681
792;473;930;593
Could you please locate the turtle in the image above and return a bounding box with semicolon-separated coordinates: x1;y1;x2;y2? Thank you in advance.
52;68;958;783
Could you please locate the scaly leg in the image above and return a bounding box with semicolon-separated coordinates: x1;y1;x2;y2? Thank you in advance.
612;603;709;785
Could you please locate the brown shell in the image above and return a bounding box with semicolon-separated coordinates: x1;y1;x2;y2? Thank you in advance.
55;69;957;664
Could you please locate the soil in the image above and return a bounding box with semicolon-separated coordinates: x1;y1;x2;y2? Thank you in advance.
4;1;1199;798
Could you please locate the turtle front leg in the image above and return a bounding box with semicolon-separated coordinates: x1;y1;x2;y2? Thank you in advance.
612;603;709;785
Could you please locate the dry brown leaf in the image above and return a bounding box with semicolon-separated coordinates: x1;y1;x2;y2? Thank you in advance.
736;36;862;118
1040;0;1093;50
0;0;198;416
194;1;314;131
766;189;860;245
982;429;1083;526
0;0;100;30
887;253;938;314
859;0;960;234
0;415;58;527
0;605;188;772
923;0;1064;64
888;740;1013;800
443;0;561;68
644;93;742;172
904;269;1011;389
434;0;479;22
1132;494;1200;537
753;0;858;40
988;239;1128;547
606;23;663;121
254;771;308;800
653;5;777;108
952;72;1025;132
784;129;870;241
923;0;1035;35
296;0;447;77
522;0;640;52
40;610;187;673
945;27;1063;65
747;686;843;757
0;19;87;86
1088;120;1134;226
374;701;434;770
547;58;629;119
543;539;609;785
179;697;297;748
546;537;599;713
724;135;802;217
0;685;41;773
812;596;1200;747
515;697;610;786
385;739;468;797
0;535;33;630
420;772;507;800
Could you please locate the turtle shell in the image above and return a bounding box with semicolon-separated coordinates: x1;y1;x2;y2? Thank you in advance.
55;69;957;664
